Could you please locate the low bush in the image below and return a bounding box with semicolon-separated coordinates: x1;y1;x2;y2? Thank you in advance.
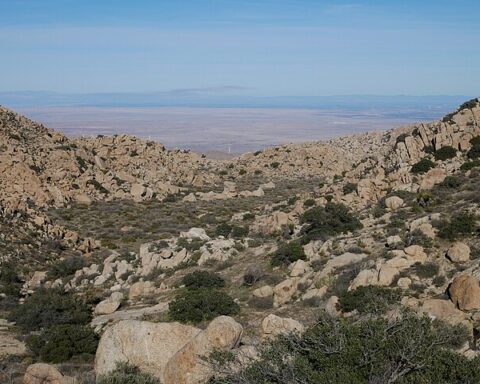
439;175;462;189
231;226;249;239
169;289;240;324
405;229;433;249
210;313;475;384
8;289;91;332
47;255;85;280
337;285;401;315
300;203;363;241
96;362;160;384
243;266;264;286
0;262;22;298
411;158;435;174
215;223;232;238
467;143;480;159
182;270;225;290
412;262;439;278
436;212;478;240
270;240;306;266
27;324;98;363
434;146;457;161
461;160;480;171
342;183;357;195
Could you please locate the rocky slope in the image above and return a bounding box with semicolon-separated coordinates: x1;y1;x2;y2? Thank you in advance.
1;99;480;383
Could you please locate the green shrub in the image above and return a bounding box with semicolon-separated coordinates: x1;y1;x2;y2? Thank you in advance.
215;223;232;238
467;144;480;159
96;362;161;384
439;175;462;189
182;270;225;290
0;262;22;298
169;289;239;324
411;262;439;278
231;226;249;238
270;162;280;169
342;183;357;195
47;255;85;280
411;158;435;174
434;146;457;161
338;285;401;315
437;213;478;240
303;199;316;208
461;160;480;170
209;313;475;384
270;240;306;266
8;289;91;332
27;324;98;363
300;203;363;240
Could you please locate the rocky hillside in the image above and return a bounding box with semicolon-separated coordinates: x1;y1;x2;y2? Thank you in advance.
1;99;480;383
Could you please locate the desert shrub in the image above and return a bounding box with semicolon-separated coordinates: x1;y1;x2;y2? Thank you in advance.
436;212;478;240
461;160;480;171
215;223;232;238
231;226;249;238
168;289;239;324
300;203;362;241
405;229;433;248
96;362;160;384
467;143;480;159
243;266;264;286
0;262;22;298
47;255;85;280
433;275;447;287
471;136;480;146
209;313;475;384
182;270;225;290
411;262;439;278
8;289;91;332
27;324;98;363
325;261;365;298
242;213;255;221
434;146;457;161
176;237;205;252
270;240;306;266
270;162;280;169
248;296;273;309
342;183;357;195
439;175;462;189
411;158;435;174
303;198;316;208
338;285;401;315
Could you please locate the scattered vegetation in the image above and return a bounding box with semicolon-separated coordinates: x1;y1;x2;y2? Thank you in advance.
411;158;435;174
270;240;306;266
96;362;160;384
210;313;475;384
436;212;478;240
434;146;456;161
168;289;239;324
182;270;225;290
337;285;401;315
300;203;362;241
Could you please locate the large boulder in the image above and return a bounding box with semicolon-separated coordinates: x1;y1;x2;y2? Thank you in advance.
94;292;123;315
95;320;201;381
163;316;242;384
23;363;75;384
446;242;470;263
385;196;404;211
273;277;300;307
449;274;480;311
261;314;304;338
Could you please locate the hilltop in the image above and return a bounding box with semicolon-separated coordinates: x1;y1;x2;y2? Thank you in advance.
1;99;480;383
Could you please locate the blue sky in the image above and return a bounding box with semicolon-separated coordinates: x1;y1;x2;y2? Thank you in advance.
0;0;479;96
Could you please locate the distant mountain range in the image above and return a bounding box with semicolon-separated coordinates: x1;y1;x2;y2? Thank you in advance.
0;91;471;110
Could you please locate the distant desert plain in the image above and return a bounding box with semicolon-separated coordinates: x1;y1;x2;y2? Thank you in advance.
17;105;450;155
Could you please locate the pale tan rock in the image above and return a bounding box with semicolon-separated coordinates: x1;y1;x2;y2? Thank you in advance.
273;277;300;307
95;320;201;381
404;245;427;262
75;193;92;205
449;274;480;311
23;363;75;384
420;168;446;190
377;265;399;286
349;269;378;290
289;259;309;277
447;242;470;263
94;292;124;315
385;196;404;211
163;316;242;384
252;285;274;298
397;277;412;289
261;314;304;338
419;299;467;326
